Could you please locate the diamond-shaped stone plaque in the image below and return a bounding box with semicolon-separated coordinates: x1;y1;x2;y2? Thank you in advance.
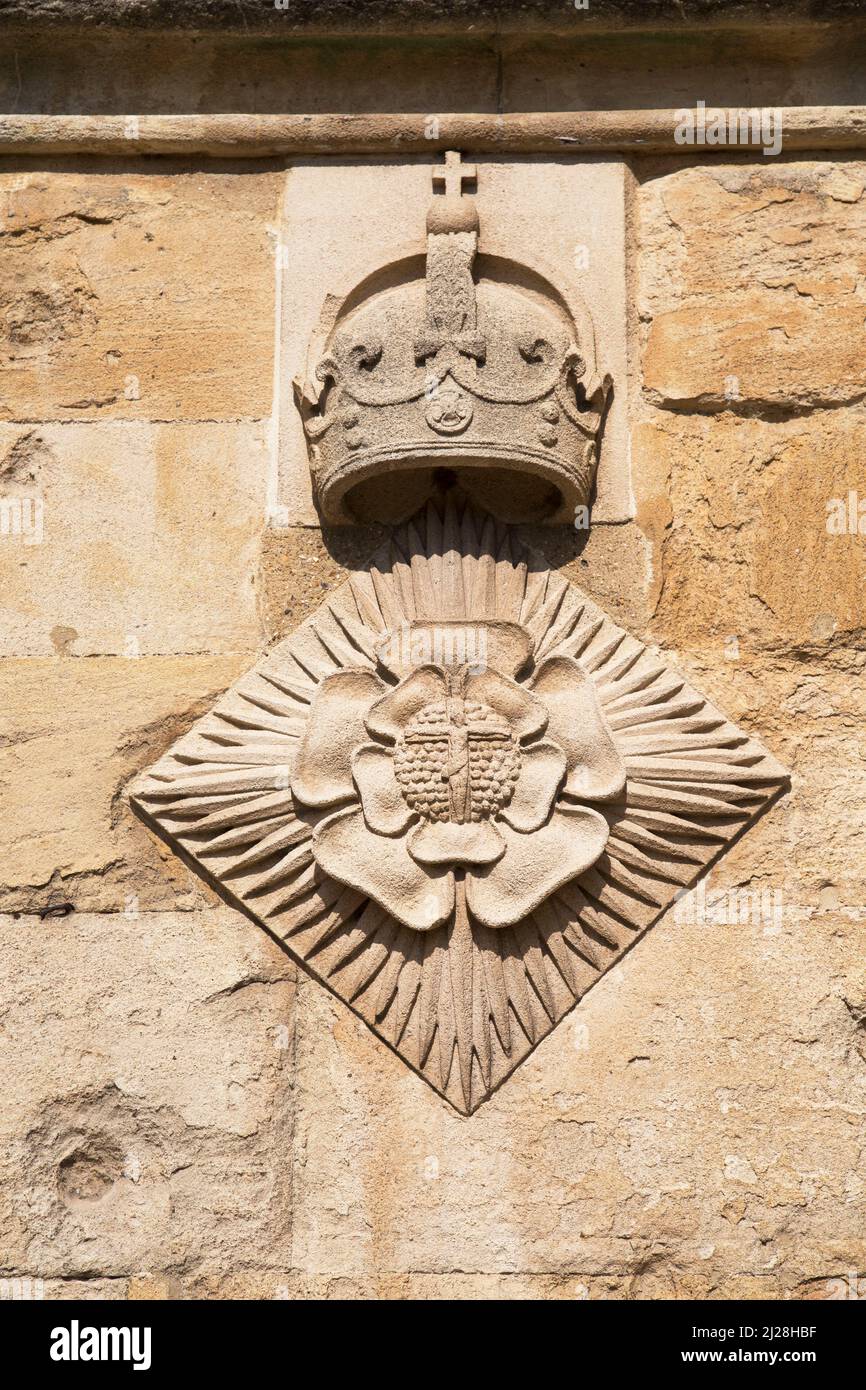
131;501;788;1113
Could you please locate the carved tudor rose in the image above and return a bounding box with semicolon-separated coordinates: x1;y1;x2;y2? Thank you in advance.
292;613;625;934
131;500;788;1113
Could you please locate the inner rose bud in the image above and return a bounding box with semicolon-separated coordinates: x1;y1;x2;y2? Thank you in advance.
393;697;520;824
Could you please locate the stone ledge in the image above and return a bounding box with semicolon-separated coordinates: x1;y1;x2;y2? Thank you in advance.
3;108;866;156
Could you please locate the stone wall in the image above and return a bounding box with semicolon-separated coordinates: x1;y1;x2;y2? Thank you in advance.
1;5;864;1300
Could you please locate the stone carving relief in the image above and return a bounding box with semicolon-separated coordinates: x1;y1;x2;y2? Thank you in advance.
132;499;788;1113
294;152;612;524
292;617;624;934
132;153;788;1111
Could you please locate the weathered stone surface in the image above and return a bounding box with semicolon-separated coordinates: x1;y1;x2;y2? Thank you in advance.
0;422;269;657
641;164;866;410
0;656;252;913
632;165;866;940
0;909;295;1287
0;170;281;422
0;111;862;1299
633;412;866;652
289;910;866;1297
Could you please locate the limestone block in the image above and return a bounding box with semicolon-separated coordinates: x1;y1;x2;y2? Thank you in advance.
0;169;281;421
0;656;252;913
0;422;269;657
0;909;294;1286
641;163;866;409
633;413;866;652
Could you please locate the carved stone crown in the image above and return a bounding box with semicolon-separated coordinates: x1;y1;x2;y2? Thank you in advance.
295;152;612;525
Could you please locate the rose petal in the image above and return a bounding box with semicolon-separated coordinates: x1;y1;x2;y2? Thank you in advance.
464;669;548;742
499;739;566;833
352;743;415;836
408;818;505;867
528;655;625;801
365;665;447;743
313;805;454;931
292;668;387;808
466;804;609;928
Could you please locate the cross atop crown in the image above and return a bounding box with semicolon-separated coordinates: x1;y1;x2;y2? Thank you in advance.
427;150;479;235
432;150;477;200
